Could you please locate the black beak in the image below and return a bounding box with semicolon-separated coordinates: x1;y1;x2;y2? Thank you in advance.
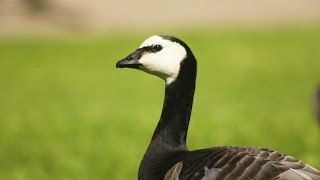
116;49;143;69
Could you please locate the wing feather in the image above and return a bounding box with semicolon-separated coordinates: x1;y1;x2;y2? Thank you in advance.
164;162;183;180
165;146;320;180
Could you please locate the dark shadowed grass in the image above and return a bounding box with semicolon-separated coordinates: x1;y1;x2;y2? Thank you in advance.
0;28;319;179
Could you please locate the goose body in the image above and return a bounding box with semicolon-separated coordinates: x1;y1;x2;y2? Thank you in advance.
116;35;320;180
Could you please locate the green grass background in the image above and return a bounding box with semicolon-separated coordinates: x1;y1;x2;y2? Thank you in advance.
0;28;319;179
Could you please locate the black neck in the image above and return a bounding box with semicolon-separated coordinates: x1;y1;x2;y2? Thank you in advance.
147;55;197;153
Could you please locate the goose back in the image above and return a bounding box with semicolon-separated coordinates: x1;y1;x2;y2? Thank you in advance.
166;146;320;180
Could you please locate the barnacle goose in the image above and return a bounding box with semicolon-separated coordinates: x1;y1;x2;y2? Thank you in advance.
116;35;320;180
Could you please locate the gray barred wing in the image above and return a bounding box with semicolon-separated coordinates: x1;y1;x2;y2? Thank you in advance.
166;146;320;180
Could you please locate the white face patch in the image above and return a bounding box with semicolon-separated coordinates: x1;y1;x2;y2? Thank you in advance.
137;35;187;84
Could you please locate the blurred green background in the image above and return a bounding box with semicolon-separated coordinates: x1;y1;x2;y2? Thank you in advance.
1;29;320;179
1;0;320;179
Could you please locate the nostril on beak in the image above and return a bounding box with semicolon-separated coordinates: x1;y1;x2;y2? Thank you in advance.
127;55;135;60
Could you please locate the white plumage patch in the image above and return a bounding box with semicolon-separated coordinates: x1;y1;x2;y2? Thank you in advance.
138;35;187;84
201;167;221;180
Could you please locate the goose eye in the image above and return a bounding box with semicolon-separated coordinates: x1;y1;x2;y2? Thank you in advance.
151;44;162;52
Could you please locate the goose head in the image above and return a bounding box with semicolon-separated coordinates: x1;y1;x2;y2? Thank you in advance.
116;35;195;84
